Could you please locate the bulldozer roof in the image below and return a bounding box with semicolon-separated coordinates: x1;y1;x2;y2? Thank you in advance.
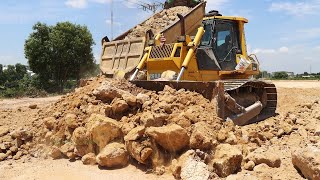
203;16;248;23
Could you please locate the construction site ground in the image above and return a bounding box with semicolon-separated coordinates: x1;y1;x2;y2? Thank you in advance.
0;80;320;180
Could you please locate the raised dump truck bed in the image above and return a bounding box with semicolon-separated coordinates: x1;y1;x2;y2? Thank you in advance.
100;2;206;76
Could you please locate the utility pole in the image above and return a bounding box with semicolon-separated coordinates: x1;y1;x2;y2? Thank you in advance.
310;64;312;74
111;0;114;40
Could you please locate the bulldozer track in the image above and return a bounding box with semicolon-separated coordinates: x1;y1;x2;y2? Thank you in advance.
223;80;277;121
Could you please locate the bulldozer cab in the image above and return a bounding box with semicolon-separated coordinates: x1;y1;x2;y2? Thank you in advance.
197;18;245;71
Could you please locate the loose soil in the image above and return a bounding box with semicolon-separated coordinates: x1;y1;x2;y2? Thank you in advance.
0;80;319;180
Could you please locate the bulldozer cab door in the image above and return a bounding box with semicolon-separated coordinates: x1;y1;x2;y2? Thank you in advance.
213;20;240;70
196;19;241;71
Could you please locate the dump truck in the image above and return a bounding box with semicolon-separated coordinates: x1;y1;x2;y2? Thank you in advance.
100;2;205;78
100;1;277;125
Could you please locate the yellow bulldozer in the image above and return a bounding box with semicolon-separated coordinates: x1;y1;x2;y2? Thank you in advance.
100;1;277;125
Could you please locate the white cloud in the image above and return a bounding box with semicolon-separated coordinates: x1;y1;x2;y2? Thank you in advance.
279;46;289;53
251;45;320;73
65;0;114;9
65;0;87;9
253;48;276;54
253;46;289;54
269;0;320;16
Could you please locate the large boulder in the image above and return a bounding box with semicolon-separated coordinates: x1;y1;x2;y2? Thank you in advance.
136;93;150;105
10;127;33;141
190;122;215;150
124;126;153;164
87;114;122;151
292;145;320;180
181;157;210;180
245;148;281;168
44;117;56;130
140;111;165;127
171;150;210;180
60;143;76;159
122;93;137;106
65;114;78;129
72;127;90;146
111;99;129;114
82;153;97;165
96;142;129;168
212;144;243;178
146;124;189;152
93;82;124;102
50;146;63;159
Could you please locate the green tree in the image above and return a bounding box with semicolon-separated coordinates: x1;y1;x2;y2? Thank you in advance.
0;64;4;86
24;22;95;92
273;71;288;79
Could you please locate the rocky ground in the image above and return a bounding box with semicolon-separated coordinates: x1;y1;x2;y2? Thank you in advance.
0;79;320;180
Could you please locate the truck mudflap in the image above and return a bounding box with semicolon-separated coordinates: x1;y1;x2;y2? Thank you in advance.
131;79;277;126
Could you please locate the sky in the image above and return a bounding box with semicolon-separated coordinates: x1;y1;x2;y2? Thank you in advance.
0;0;319;74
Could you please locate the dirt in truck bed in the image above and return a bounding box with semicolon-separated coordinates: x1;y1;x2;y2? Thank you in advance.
0;78;320;180
125;6;191;39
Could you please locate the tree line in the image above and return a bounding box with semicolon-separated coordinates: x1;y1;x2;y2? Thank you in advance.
0;21;99;98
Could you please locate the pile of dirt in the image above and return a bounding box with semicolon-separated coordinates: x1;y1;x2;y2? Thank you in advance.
1;78;320;179
125;6;191;39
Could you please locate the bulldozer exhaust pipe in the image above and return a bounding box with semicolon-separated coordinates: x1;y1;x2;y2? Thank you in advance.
176;67;186;81
130;69;139;81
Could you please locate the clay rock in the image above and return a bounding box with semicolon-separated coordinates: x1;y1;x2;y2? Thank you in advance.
60;143;75;159
171;150;196;179
126;141;153;164
124;126;145;142
111;99;129;114
124;127;153;164
212;144;243;178
140;111;165;127
146;124;189;152
245;148;281;168
44;117;56;130
65;113;78;129
28;104;37;109
82;153;97;165
0;153;7;161
87;114;122;151
181;157;210;180
10;128;33;141
292;145;320;180
96;142;129;168
122;93;137;106
72;127;90;146
50;146;63;159
75;144;94;157
13;151;23;160
0;126;10;137
93;82;124;101
136;93;150;105
244;160;255;171
190;122;215;150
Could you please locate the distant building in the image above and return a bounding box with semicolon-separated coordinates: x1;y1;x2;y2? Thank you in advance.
286;72;295;78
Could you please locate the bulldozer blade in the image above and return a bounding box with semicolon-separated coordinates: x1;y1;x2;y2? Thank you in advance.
132;80;218;99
